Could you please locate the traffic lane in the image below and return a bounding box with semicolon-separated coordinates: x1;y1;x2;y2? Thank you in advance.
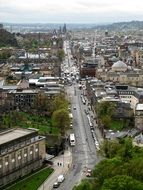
76;87;98;167
72;93;88;168
57;94;87;190
73;86;97;170
56;96;98;190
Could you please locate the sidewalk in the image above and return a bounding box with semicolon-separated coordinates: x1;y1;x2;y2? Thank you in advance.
38;149;72;190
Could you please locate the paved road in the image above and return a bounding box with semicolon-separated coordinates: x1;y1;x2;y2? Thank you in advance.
38;40;102;190
53;40;101;190
58;85;100;190
58;84;99;190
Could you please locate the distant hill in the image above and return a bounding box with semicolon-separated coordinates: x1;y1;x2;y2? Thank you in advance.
0;28;18;47
95;20;143;31
2;20;143;32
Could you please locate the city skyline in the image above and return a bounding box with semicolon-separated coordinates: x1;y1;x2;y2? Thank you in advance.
0;0;143;23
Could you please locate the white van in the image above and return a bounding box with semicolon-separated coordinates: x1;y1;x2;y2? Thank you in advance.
57;175;65;183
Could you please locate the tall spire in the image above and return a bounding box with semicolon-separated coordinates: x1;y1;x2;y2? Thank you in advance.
63;24;67;34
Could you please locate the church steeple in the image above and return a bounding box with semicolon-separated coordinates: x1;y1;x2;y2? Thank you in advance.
63;24;67;34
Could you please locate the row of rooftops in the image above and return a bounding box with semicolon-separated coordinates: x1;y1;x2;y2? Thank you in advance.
72;31;143;70
87;78;143;108
0;76;63;90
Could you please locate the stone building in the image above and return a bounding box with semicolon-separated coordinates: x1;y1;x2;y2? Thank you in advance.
97;60;143;87
0;128;46;187
135;104;143;130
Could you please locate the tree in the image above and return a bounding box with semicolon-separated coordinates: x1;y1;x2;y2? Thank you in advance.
33;92;52;116
0;28;18;47
51;94;69;112
0;50;11;59
97;101;116;129
73;179;93;190
57;49;65;61
93;157;124;185
128;157;143;181
100;140;121;158
117;138;133;161
51;108;70;136
101;175;143;190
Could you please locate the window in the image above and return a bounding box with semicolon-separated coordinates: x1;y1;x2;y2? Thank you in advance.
11;152;16;169
0;159;2;173
24;148;28;163
30;146;34;160
17;150;22;166
5;156;9;172
35;144;39;157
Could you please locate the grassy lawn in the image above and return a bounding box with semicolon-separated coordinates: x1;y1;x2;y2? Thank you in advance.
109;119;131;131
6;167;54;190
3;112;60;135
109;120;124;131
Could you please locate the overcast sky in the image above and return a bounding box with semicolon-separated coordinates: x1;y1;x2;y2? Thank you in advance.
0;0;143;23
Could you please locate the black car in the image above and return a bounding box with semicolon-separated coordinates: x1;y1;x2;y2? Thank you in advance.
53;182;60;188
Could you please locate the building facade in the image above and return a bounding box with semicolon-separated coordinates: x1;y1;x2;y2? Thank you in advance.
0;128;46;187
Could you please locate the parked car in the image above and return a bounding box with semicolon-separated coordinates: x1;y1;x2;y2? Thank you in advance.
57;175;65;183
84;109;89;115
53;182;60;188
86;169;92;177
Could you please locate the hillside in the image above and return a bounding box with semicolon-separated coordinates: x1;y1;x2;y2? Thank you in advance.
0;28;18;47
95;20;143;31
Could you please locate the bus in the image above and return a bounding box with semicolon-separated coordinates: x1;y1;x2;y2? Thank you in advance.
69;133;75;146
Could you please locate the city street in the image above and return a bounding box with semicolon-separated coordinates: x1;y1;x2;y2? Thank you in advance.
56;41;101;190
58;84;100;190
39;40;102;190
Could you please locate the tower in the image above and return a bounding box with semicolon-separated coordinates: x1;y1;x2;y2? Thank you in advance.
63;24;67;34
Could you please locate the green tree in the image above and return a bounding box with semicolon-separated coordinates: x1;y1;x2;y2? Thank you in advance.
2;113;11;128
33;92;52;116
51;108;70;136
57;49;65;61
51;94;69;112
73;179;93;190
31;39;38;48
0;28;18;47
101;175;143;190
97;101;116;117
43;40;51;48
0;50;11;59
117;138;133;161
93;157;123;185
128;157;143;180
100;140;121;158
97;101;116;129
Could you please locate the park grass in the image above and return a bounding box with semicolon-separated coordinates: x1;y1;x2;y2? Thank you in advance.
5;167;54;190
109;120;125;131
3;111;60;135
